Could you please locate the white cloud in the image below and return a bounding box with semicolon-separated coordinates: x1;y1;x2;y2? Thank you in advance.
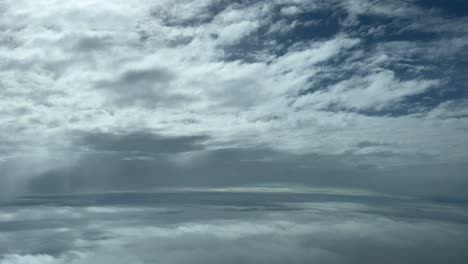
280;6;301;16
294;70;439;110
1;254;63;264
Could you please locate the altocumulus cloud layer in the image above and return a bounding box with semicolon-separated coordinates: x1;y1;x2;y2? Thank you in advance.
0;0;468;198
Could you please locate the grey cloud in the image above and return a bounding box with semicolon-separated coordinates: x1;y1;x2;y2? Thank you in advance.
355;141;393;149
371;162;468;199
22;143;468;199
118;68;175;85
77;132;209;155
72;35;111;52
211;78;263;108
96;67;187;107
22;132;208;193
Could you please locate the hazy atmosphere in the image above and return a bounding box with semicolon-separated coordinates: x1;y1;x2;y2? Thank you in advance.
1;0;468;263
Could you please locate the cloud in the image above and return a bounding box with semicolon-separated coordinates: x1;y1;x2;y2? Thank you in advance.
76;132;209;155
95;66;185;107
0;0;467;198
294;70;440;111
1;193;468;263
280;6;301;16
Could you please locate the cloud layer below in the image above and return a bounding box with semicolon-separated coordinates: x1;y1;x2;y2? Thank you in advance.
1;191;468;264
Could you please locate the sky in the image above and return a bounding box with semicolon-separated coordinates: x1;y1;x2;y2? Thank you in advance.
1;0;468;199
1;1;468;263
